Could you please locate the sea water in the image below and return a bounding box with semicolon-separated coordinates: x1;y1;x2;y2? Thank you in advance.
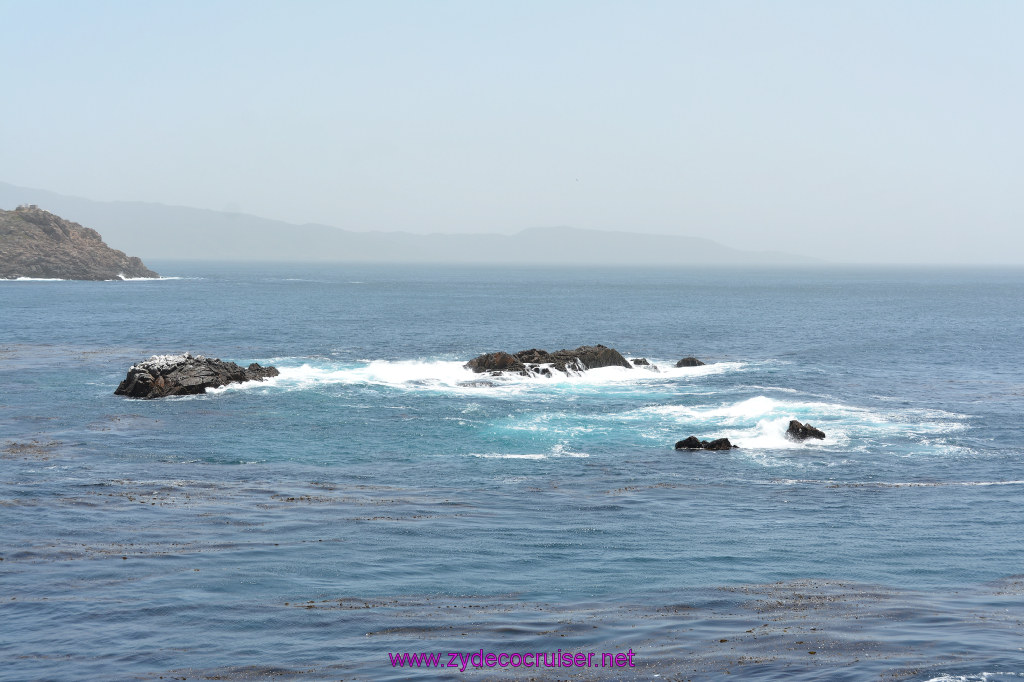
1;264;1022;680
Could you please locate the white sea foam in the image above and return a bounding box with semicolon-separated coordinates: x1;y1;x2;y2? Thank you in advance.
637;395;859;423
468;444;589;460
924;674;1024;682
469;453;548;460
251;357;749;395
767;479;1024;488
653;360;748;379
206;377;282;394
3;275;185;281
273;359;474;390
116;274;182;281
609;391;970;460
638;395;964;435
192;358;969;460
741;385;800;393
3;276;67;281
733;417;835;450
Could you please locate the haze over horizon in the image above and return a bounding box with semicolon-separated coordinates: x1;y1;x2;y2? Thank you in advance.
2;1;1022;264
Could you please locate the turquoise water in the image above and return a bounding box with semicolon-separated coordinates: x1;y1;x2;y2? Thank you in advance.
2;264;1023;680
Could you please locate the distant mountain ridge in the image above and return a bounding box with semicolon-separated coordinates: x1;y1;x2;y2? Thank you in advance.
0;181;812;264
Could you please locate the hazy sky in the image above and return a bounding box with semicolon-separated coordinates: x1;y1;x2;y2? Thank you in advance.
2;1;1022;263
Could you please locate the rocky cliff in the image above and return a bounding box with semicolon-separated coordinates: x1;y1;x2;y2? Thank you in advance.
0;205;157;280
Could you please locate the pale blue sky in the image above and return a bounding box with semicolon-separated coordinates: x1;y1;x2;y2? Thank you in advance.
2;1;1022;262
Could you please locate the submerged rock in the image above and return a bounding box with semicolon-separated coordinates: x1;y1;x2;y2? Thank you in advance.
675;357;706;367
631;357;659;372
115;353;279;399
786;419;826;441
675;436;738;450
465;344;632;375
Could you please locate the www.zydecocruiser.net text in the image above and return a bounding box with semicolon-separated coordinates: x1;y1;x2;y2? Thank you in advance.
389;649;637;671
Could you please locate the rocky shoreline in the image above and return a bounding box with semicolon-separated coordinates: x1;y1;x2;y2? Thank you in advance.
1;205;157;280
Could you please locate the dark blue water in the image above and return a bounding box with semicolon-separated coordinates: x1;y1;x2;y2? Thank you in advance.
2;264;1023;680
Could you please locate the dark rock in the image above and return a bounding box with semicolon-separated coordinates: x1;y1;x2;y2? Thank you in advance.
515;349;551;366
465;344;632;375
549;345;632;372
631;358;660;372
115;353;279;399
464;351;525;374
786;420;826;441
675;436;738;450
675;357;706;367
1;206;158;280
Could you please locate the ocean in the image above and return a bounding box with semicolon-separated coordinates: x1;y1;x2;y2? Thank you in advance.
1;263;1023;681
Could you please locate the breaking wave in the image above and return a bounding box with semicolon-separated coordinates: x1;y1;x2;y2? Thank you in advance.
924;674;1024;682
236;357;749;394
195;356;970;460
624;395;967;451
468;444;590;460
3;276;68;281
2;275;190;282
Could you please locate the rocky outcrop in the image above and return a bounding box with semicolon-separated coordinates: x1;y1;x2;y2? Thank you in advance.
464;351;525;374
115;353;279;399
631;358;650;366
466;345;632;376
0;206;158;280
786;420;826;441
675;357;705;367
675;436;738;450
